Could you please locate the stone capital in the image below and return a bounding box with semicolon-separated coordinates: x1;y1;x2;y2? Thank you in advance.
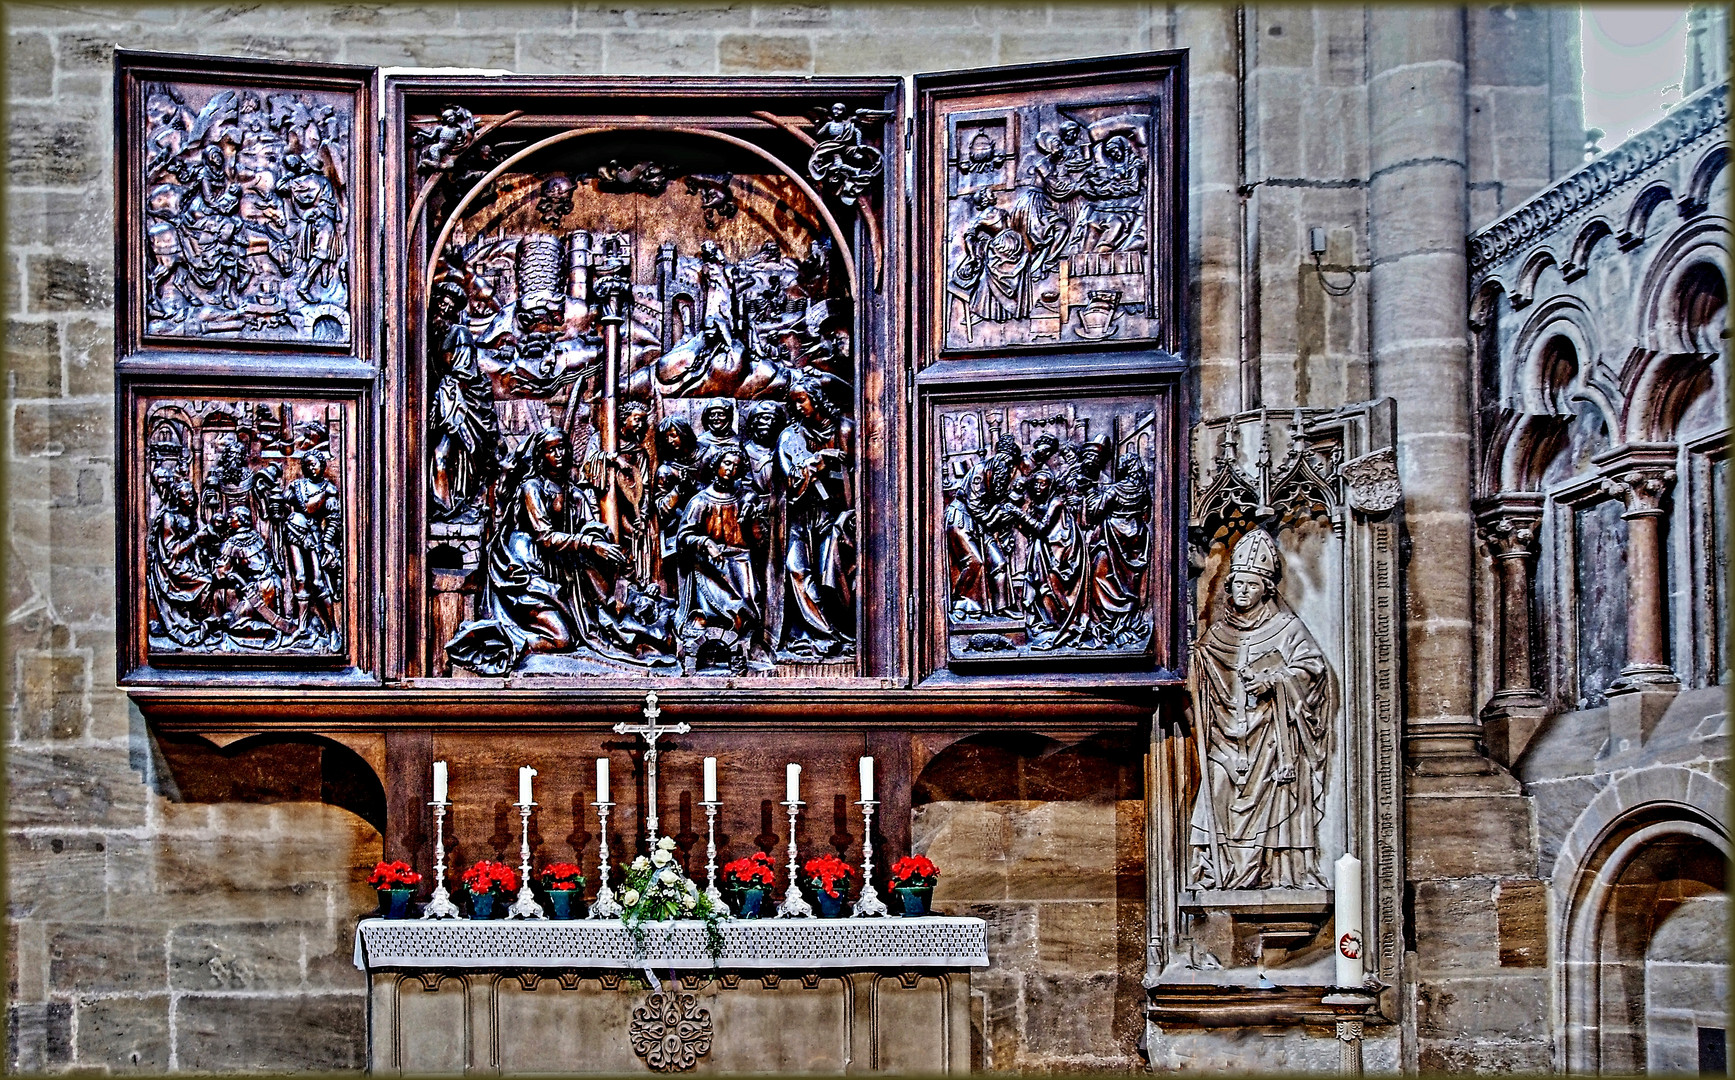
1479;513;1542;561
1601;465;1676;518
1474;494;1544;562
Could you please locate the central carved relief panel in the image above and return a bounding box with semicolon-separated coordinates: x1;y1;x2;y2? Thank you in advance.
423;136;859;679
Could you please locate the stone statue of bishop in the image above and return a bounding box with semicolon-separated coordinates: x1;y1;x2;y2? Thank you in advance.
1187;528;1335;890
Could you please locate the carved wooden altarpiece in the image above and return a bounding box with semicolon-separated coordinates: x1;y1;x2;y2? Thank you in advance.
114;54;1194;1058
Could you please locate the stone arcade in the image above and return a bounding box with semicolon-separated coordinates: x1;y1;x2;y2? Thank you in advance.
3;3;1728;1075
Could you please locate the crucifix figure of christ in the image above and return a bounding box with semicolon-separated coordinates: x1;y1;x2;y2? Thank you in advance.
614;690;690;844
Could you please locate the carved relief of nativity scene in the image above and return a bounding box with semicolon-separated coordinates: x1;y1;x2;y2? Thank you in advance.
420;132;861;679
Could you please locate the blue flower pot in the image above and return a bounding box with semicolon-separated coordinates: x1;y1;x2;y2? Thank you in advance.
548;889;580;920
893;886;932;917
735;887;768;919
815;890;846;918
469;891;497;920
377;888;414;919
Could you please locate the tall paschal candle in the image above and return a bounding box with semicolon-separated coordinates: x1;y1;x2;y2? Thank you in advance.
786;762;801;803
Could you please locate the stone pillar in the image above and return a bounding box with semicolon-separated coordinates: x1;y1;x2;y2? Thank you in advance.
1176;3;1246;419
1603;463;1679;687
1367;7;1492;778
1476;497;1548;764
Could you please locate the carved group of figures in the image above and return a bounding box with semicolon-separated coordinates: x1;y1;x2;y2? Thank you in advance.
943;105;1154;350
144;407;344;655
427;201;858;677
943;423;1154;656
141;82;351;342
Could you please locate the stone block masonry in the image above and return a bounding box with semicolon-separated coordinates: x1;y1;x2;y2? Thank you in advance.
5;2;1591;1072
2;3;1167;1072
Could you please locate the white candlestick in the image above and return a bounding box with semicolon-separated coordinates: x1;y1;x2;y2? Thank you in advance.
432;760;447;804
1335;851;1364;987
786;762;801;803
519;766;536;806
597;757;609;803
859;756;874;802
703;757;717;803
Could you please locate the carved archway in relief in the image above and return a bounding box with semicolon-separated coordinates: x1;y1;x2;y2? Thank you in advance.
1557;796;1729;1074
419;124;867;681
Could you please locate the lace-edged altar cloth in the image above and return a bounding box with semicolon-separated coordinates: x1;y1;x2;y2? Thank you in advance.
354;916;989;971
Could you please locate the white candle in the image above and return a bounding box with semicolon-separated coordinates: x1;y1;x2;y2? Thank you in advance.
859;756;874;802
432;760;448;804
786;762;801;803
519;766;536;806
703;757;718;802
597;758;610;803
1335;851;1364;988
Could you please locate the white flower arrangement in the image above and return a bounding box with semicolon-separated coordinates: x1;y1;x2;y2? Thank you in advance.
618;836;726;962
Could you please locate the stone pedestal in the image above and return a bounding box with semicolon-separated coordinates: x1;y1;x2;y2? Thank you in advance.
368;969;973;1075
354;918;985;1075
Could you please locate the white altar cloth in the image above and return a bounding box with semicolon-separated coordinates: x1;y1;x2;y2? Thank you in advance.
354;916;989;971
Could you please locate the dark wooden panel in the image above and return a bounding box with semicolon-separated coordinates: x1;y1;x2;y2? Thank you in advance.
917;374;1186;685
380;76;907;690
115;51;376;362
118;378;374;681
915;52;1188;363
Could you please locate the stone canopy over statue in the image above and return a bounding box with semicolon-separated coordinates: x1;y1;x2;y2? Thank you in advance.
426;141;858;677
1187;528;1335;890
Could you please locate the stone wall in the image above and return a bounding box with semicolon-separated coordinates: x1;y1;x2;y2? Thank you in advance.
4;3;1170;1072
5;1;1600;1073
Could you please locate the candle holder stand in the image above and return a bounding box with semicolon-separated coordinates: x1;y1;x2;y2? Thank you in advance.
775;799;813;918
420;800;463;920
506;802;546;919
699;799;725;908
851;799;888;917
587;801;624;919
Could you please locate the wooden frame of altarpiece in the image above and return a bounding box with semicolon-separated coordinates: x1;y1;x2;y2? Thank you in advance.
114;50;1190;879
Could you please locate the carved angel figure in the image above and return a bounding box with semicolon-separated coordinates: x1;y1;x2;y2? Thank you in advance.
776;372;856;659
414;104;477;175
807;103;892;204
1188;529;1334;890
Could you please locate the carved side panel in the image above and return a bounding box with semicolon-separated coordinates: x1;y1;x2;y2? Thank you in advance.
921;384;1178;675
125;387;365;671
118;54;373;356
423;136;860;679
918;56;1184;358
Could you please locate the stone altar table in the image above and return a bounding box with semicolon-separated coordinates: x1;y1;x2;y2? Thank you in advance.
354;918;988;1075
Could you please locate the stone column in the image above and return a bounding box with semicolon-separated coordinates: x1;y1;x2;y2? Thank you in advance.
1476;497;1548;764
1176;3;1247;419
1603;464;1679;687
1367;7;1491;777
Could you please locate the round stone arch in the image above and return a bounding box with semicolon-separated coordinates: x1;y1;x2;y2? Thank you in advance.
1553;766;1729;1073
